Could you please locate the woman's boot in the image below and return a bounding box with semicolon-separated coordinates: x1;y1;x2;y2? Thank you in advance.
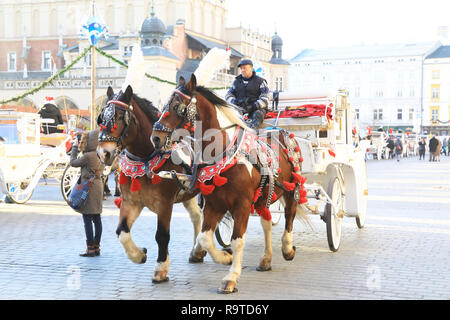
93;240;100;256
80;240;96;257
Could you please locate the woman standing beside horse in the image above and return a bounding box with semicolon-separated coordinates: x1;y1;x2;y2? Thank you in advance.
70;129;104;257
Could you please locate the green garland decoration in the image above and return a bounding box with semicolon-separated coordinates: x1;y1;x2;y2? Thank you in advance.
94;47;229;90
0;45;93;105
0;44;229;105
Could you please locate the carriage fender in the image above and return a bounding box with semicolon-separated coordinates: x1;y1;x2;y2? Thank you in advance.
340;162;367;217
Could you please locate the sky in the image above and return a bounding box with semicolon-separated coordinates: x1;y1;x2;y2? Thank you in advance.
226;0;450;60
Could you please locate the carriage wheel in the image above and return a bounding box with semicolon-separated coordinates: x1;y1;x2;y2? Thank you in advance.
61;165;80;203
6;182;34;204
325;177;344;252
356;166;368;229
215;211;234;248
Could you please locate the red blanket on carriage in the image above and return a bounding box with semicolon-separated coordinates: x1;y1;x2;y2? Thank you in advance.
265;104;333;121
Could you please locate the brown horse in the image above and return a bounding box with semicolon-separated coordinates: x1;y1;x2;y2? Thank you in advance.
151;75;309;293
96;85;205;283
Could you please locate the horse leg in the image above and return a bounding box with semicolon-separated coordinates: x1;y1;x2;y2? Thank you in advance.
196;203;232;266
281;195;297;261
256;215;272;271
114;172;121;196
218;206;251;294
153;208;172;283
115;201;147;264
182;198;206;263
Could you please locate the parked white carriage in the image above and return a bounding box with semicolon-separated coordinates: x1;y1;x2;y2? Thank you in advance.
215;89;368;252
0;110;79;204
366;131;389;160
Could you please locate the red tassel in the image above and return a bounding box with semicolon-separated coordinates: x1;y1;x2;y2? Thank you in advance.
256;206;272;221
283;181;296;191
289;133;295;139
289;157;294;162
299;156;304;163
114;196;122;208
253;187;261;203
294;166;300;172
277;167;281;174
200;182;215;195
294;146;300;152
292;172;303;184
213;174;228;187
152;175;162;184
299;197;308;204
119;171;128;185
328;149;336;157
130;178;141;192
271;193;278;202
300;189;307;197
251;204;255;214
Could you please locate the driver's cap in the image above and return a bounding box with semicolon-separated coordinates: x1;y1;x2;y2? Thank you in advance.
237;59;253;68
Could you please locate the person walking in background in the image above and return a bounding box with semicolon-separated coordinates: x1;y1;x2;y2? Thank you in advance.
418;137;426;160
447;137;450;156
70;129;105;257
395;135;403;162
429;135;438;162
434;138;442;162
443;137;448;156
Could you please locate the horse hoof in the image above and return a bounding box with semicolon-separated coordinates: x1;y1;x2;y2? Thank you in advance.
282;246;296;261
256;259;272;272
217;281;238;294
189;250;206;263
142;248;147;254
152;276;169;284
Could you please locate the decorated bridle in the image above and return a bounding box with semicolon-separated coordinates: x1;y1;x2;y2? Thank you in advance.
153;88;198;135
98;93;134;145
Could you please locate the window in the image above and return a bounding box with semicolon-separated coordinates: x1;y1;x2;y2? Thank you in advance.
430;106;439;121
397;89;403;97
275;77;283;92
42;51;51;71
409;87;415;97
375;89;383;97
84;52;91;66
432;85;440;100
355;108;360;120
432;70;440;79
373;108;383;120
409;108;414;120
397;108;403;120
7;52;16;71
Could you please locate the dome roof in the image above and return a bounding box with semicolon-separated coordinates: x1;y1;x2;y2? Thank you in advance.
272;33;283;47
141;13;166;35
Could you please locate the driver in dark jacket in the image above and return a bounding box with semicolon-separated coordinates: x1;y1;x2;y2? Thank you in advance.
38;97;64;134
225;59;269;129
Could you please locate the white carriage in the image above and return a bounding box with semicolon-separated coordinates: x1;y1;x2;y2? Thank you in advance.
215;89;368;251
366;131;389;160
0;110;79;204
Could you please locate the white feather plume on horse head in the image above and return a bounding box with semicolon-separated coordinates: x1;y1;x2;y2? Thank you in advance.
121;43;149;94
193;47;231;86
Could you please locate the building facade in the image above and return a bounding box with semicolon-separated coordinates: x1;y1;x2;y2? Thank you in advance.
289;42;441;134
423;45;450;135
0;0;289;116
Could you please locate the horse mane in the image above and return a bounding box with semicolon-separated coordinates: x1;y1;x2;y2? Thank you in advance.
132;94;160;123
195;86;250;130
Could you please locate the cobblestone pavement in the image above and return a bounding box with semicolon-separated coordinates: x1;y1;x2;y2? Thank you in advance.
0;156;449;300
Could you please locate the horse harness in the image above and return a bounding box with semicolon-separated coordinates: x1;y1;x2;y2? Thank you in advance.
98;94;135;146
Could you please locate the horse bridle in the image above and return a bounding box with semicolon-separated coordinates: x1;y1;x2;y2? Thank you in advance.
98;94;134;145
153;88;198;148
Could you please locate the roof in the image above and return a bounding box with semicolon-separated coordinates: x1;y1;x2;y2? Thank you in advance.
125;46;179;60
290;41;440;62
186;32;243;58
176;58;200;82
270;57;290;65
426;45;450;59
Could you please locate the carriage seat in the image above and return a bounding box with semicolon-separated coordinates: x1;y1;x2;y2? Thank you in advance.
40;133;69;147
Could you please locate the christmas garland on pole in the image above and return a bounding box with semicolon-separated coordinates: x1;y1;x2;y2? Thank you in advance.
0;45;92;105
